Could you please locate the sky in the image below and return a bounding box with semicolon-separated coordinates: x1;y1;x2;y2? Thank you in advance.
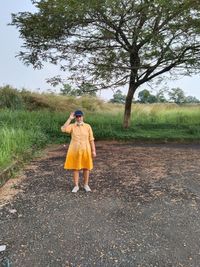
0;0;200;101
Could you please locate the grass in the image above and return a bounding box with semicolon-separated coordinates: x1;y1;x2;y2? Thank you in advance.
0;85;200;176
0;103;200;173
87;103;200;140
0;84;111;112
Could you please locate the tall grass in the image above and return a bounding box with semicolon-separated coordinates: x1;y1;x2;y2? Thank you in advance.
0;85;108;112
0;110;62;172
0;101;200;172
87;104;200;140
0;127;47;170
131;103;200;125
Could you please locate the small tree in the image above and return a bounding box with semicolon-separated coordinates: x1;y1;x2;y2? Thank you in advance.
156;89;167;103
138;89;151;103
168;87;186;104
138;89;157;103
110;89;126;103
184;95;200;103
148;94;158;103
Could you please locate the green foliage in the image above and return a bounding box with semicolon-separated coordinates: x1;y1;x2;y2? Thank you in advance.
168;88;200;104
0;125;48;171
60;83;97;97
138;89;157;103
78;83;97;96
184;96;199;103
1;104;200;171
11;0;200;91
137;88;199;104
0;85;24;110
11;0;200;127
0;85;104;112
60;84;76;96
110;90;126;104
155;89;167;103
168;87;186;104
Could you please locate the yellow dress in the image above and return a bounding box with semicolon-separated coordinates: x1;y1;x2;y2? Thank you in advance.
64;122;94;170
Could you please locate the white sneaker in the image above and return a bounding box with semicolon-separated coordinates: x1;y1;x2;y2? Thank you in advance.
84;185;92;192
72;186;79;193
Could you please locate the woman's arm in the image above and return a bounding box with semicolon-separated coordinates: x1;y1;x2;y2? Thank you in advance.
90;140;96;157
88;125;96;157
61;112;74;132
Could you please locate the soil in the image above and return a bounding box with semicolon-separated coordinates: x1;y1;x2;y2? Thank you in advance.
0;141;200;267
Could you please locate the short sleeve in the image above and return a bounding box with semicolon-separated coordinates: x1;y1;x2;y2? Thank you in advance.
88;125;94;141
64;124;73;134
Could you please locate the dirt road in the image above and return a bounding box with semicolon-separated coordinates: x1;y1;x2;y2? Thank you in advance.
0;142;200;267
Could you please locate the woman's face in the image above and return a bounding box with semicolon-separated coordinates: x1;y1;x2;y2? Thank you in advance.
75;115;83;123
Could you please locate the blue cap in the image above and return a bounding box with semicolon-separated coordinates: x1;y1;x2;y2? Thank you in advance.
74;110;83;116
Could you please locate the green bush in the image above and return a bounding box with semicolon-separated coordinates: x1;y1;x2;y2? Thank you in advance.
0;85;24;110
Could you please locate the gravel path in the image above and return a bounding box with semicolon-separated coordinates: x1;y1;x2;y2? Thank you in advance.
0;141;200;267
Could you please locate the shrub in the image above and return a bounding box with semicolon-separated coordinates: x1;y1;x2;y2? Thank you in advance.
0;85;24;110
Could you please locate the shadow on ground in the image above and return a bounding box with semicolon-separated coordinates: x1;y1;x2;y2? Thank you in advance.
0;141;200;267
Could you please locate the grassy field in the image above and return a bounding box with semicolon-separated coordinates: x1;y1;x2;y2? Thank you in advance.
0;85;200;175
0;103;200;173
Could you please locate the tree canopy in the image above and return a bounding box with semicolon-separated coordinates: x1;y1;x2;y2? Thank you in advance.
60;83;97;96
137;87;199;103
138;89;157;103
12;0;200;127
110;89;126;103
168;87;186;104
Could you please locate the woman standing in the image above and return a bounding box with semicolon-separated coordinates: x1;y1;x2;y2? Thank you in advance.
61;110;96;193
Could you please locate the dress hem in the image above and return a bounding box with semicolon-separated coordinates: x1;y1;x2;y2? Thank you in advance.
64;167;93;171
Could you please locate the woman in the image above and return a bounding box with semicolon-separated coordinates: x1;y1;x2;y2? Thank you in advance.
61;110;96;193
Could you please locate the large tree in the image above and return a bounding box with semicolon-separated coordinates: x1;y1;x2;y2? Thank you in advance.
12;0;200;127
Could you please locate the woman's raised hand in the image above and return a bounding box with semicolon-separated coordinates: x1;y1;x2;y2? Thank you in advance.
69;112;75;120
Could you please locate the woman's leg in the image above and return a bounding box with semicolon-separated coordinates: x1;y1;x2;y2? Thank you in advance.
73;170;79;186
71;170;80;193
83;169;92;192
83;169;89;185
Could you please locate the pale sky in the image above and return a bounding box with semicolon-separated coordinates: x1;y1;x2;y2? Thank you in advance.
0;0;200;100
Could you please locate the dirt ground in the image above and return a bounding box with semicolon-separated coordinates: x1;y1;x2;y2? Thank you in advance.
0;141;200;267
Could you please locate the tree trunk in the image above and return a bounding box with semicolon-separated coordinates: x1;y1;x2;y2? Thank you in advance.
123;76;138;128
